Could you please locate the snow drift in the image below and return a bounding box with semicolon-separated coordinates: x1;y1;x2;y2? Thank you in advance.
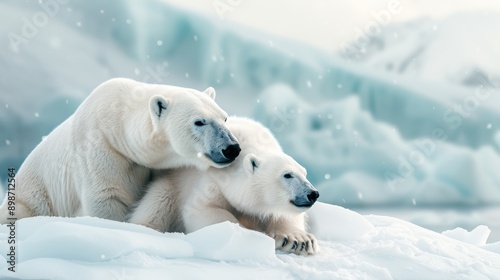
0;203;499;279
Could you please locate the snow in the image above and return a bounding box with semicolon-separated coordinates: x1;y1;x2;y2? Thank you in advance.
307;197;374;241
442;225;491;246
1;202;499;279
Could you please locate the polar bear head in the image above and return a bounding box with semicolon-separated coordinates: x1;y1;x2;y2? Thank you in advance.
219;150;319;217
148;87;240;169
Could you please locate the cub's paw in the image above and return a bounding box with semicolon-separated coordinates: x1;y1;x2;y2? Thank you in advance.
270;230;318;255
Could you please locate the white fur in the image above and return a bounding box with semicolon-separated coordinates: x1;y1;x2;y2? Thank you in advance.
0;78;238;222
129;117;319;255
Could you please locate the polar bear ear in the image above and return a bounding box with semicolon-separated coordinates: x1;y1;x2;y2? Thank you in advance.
203;87;216;100
150;95;169;118
149;95;169;130
244;154;260;175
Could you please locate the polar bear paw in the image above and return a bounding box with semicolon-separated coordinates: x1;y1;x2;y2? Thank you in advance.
270;230;318;255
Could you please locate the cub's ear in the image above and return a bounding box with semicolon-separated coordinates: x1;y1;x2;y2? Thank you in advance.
244;154;260;175
149;95;169;130
203;87;216;100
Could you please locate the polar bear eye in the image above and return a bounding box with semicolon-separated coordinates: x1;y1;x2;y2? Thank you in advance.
284;173;293;179
194;120;206;126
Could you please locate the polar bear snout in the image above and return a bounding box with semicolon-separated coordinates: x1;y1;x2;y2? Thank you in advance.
307;190;320;204
222;143;241;161
291;190;319;208
290;182;320;209
208;142;240;166
197;121;241;167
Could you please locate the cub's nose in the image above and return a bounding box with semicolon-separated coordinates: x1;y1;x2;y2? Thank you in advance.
222;144;241;161
307;191;320;204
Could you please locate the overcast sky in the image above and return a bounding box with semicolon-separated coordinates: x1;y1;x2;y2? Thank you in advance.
163;0;500;52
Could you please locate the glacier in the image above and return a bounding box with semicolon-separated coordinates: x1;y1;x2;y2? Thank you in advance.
254;84;500;207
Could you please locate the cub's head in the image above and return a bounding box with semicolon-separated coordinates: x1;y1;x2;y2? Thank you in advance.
149;87;240;169
238;151;319;215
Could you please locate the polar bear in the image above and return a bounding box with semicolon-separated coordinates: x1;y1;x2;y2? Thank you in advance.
0;78;240;222
129;117;319;255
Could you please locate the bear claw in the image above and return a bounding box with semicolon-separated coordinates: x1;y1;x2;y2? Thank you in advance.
282;236;289;247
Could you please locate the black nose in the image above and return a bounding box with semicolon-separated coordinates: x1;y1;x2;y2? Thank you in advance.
222;144;241;160
307;191;319;203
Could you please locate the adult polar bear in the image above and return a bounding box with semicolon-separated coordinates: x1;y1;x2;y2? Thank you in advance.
129;117;320;255
0;78;240;222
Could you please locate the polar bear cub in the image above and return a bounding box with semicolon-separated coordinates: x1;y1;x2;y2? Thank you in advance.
0;78;240;223
129;117;320;255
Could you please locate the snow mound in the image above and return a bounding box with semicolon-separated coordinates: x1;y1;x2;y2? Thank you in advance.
363;215;500;279
185;221;276;261
1;216;275;264
19;218;192;262
253;84;500;207
442;225;491;246
1;203;499;279
308;203;374;241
